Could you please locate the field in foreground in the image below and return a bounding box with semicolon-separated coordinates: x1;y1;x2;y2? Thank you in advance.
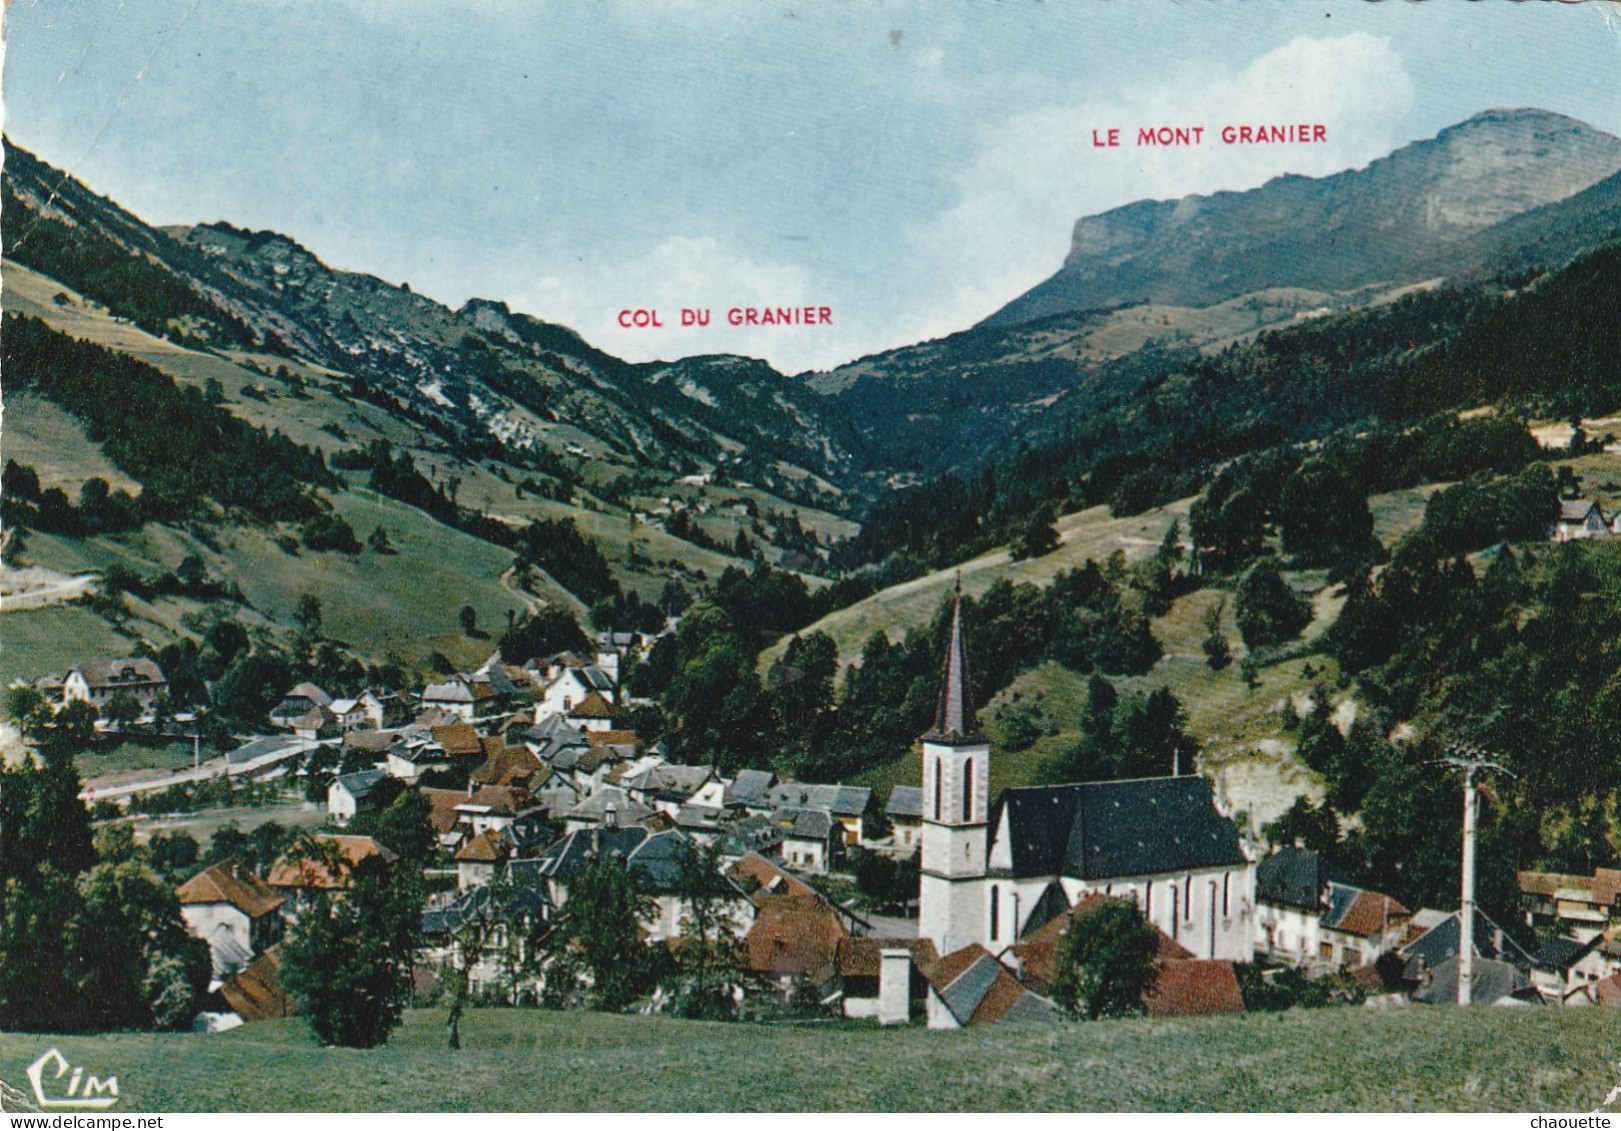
1;1005;1616;1111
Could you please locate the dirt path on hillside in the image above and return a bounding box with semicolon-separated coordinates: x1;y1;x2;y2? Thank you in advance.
0;566;99;612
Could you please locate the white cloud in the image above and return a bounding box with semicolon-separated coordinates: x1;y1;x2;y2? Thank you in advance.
515;236;849;372
904;33;1417;342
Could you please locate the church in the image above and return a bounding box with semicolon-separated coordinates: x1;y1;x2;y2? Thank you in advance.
918;593;1256;963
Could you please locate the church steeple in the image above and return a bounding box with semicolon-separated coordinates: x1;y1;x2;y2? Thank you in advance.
925;582;984;743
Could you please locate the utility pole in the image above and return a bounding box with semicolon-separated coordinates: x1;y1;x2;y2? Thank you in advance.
1433;744;1513;1006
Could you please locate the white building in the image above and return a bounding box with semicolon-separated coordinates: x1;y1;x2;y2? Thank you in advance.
917;594;1255;963
176;860;285;982
61;658;168;708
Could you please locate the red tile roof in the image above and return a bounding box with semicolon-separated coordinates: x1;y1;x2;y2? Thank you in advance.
836;936;939;980
727;851;816;903
267;835;399;889
742;893;850;978
176;859;284;919
1011;894;1190;995
570;690;615;719
1330;889;1411;939
431;724;483;757
1143;960;1246;1018
218;947;294;1022
455;829;512;863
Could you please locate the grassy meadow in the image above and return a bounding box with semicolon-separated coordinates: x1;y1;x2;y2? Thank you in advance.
0;1005;1614;1111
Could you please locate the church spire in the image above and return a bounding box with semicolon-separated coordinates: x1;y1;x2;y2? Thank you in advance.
926;583;984;742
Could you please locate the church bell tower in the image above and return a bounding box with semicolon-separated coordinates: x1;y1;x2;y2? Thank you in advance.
918;586;991;955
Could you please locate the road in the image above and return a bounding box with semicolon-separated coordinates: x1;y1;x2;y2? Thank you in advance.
79;735;326;803
0;566;99;613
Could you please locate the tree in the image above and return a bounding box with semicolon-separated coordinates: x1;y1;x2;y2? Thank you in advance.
1201;597;1232;670
103;690;143;729
52;699;101;749
549;856;654;1012
1233;558;1311;650
4;684;50;735
1050;898;1162;1020
294;593;324;635
367;524;395;554
459;604;478;637
663;837;743;1019
279;842;421;1048
1010;504;1060;562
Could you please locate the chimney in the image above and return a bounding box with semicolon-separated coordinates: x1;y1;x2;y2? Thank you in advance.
878;948;912;1026
591;826;602;855
605;802;618;829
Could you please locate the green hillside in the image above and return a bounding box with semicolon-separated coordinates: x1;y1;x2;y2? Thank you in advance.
1;1005;1613;1112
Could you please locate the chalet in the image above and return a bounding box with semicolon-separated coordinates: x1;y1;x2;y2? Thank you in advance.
382;729;454;782
357;688;412;730
421;675;509;726
740;889;850;999
327;769;395;825
567;690;617;733
1551;499;1611;542
61;658;167;708
326;698;371;733
431;723;485;761
419;864;552;999
1517;868;1621;941
470;741;546;790
886;785;923;851
176;860;285;981
519;714;592;764
268;683;333;729
720;813;786;860
1318;883;1411;968
266;835;399;918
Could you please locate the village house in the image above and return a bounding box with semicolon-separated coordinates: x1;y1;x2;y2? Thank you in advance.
266;835;399;919
1254;847;1410;968
456;829;514;891
724;768;777;813
421;674;510;727
764;782;876;845
419;863;552;1001
327;769;396;825
560;786;654;834
1530;935;1617;1005
773;806;843;874
358;688;413;730
1399;907;1539;1006
534;825;752;943
918;943;1060;1029
326;697;371;733
176;860;286;982
61;657;168;708
268;682;333;728
835;936;938;1020
536;664;617;723
1550;499;1611;542
1517;868;1621;942
621;762;725;816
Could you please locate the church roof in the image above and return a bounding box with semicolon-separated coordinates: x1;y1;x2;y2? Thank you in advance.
922;592;984;744
993;776;1248;882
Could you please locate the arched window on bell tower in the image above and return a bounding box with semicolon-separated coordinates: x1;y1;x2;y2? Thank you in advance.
962;757;973;822
990;886;1000;941
933;758;943;820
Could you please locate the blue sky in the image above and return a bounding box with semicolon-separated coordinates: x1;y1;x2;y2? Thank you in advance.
5;1;1619;371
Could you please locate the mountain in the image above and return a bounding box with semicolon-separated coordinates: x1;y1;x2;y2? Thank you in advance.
981;108;1621;329
1;140;856;494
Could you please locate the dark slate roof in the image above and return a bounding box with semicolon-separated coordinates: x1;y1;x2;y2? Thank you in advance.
1532;936;1597;971
937;951;1004;1025
773;806;836;842
420;868;551;934
886;785;923;820
1401;909;1535;977
534;826;718;895
722;813;785;856
726;768;777;808
1412;955;1537;1006
765;783;873;818
334;769;388;802
993;777;1247;881
1256;847;1343;912
922;596;985;744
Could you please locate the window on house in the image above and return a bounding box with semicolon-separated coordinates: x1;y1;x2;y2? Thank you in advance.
990;886;1000;942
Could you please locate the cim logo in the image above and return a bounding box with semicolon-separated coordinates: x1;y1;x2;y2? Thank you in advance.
26;1048;120;1109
